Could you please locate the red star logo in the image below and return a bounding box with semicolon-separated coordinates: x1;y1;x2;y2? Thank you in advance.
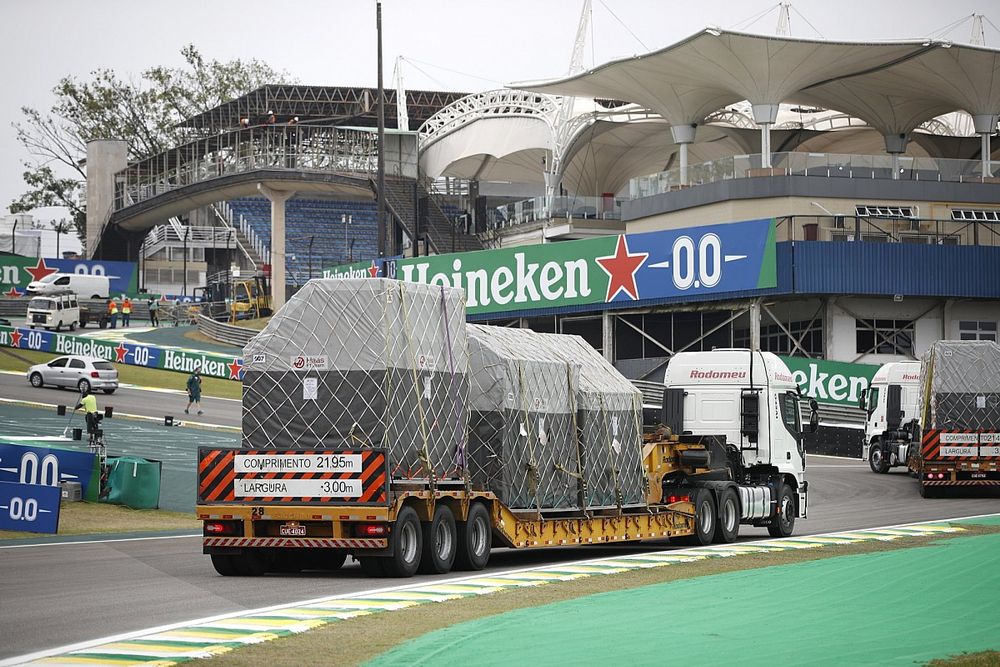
4;286;21;297
595;235;648;302
159;294;170;302
228;358;243;380
114;342;129;363
25;258;58;283
367;260;381;278
9;329;23;347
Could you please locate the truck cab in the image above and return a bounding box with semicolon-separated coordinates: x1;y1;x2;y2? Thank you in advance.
662;349;815;538
860;361;921;473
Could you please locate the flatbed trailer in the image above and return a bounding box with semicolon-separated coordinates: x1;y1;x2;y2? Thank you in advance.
195;434;773;578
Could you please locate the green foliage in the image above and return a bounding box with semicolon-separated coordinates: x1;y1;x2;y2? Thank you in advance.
11;45;293;249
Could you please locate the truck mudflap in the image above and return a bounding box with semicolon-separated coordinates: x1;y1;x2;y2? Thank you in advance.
198;448;390;505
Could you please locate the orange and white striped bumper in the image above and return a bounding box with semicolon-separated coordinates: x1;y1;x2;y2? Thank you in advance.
204;537;387;549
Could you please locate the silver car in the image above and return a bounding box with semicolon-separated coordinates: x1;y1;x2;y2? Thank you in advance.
27;355;119;394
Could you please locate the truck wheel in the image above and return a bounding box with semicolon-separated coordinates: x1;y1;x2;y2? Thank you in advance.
210;554;240;576
418;505;457;574
713;488;740;544
677;488;716;546
383;506;422;578
30;373;43;388
454;502;491;571
767;484;796;537
869;442;890;474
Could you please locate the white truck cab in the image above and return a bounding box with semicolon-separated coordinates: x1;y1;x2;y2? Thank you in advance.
861;361;921;472
662;349;815;538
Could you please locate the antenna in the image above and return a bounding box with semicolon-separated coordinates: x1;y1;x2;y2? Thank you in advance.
393;56;409;132
971;13;986;45
776;2;792;36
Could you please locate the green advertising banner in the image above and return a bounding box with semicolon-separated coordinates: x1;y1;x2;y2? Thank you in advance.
325;218;778;316
779;356;880;406
0;326;244;381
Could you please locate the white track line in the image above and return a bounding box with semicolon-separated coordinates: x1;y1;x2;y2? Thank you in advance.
0;397;239;431
4;511;997;667
0;533;201;550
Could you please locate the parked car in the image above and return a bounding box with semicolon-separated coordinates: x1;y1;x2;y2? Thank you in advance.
27;355;119;394
26;273;109;299
26;291;79;331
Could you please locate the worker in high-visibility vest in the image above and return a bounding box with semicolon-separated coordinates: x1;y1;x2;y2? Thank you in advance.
107;298;119;329
122;297;132;328
75;385;101;435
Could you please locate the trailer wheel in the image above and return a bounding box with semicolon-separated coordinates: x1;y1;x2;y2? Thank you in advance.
418;505;457;574
767;484;796;537
232;550;269;576
383;506;422;578
713;488;740;544
454;502;491;571
869;441;890;474
210;554;240;576
676;488;716;546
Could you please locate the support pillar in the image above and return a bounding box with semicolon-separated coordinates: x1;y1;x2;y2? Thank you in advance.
883;133;909;181
670;124;697;186
257;183;294;311
752;104;779;169
85;140;128;258
973;114;998;179
602;310;614;363
748;298;761;351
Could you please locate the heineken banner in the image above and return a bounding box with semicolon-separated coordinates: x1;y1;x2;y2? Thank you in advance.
325;218;777;316
322;260;384;280
0;326;244;381
1;257;138;296
780;356;879;407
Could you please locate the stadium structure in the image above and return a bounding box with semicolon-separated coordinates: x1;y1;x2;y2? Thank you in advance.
85;6;1000;452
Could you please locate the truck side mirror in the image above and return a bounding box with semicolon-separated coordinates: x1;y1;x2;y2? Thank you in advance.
740;390;759;444
858;388;867;411
886;384;903;431
661;388;685;435
808;398;819;433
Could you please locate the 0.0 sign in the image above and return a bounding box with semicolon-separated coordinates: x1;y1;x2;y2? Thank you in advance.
672;233;722;290
7;496;39;522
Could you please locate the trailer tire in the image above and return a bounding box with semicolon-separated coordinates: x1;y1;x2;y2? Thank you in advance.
767;483;796;537
418;505;457;574
233;550;269;576
869;441;890;474
383;506;422;578
454;502;491;571
677;488;716;546
210;554;240;576
713;488;740;544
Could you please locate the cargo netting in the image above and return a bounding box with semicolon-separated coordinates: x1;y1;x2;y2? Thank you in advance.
918;340;1000;431
467;325;645;511
242;279;469;480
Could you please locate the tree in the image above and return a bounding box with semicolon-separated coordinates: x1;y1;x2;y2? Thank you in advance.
10;45;293;251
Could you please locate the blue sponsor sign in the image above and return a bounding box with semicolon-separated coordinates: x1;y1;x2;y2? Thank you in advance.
47;258;139;295
0;442;99;501
0;480;62;534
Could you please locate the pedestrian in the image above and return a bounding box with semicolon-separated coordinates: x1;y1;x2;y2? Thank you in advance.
185;368;203;415
148;297;159;327
121;297;132;327
107;298;119;329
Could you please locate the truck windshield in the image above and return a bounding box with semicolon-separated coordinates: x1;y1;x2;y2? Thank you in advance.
28;298;53;310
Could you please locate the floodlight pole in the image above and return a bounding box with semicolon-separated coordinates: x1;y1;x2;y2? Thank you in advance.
376;0;387;260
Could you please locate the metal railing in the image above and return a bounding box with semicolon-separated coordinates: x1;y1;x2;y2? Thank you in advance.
234;212;271;265
211;202;257;269
196;313;256;348
629;152;1000;200
772;214;1000;247
114;125;378;211
486;195;623;229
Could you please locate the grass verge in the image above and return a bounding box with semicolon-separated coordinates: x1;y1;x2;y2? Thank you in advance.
0;348;241;400
231;316;270;331
930;651;1000;666
0;500;198;539
200;524;1000;667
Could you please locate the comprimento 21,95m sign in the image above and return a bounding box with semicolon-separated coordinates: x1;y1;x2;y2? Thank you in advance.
390;218;776;316
0;326;245;381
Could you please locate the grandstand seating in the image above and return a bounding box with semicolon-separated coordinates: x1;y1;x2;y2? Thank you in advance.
228;197;378;282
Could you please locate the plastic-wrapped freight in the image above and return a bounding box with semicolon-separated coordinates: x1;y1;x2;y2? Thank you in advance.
242;279;469;480
466;325;581;510
918;340;1000;430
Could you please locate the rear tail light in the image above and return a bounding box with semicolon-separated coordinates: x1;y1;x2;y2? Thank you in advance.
90;371;99;378
667;495;691;504
204;520;241;536
355;523;388;537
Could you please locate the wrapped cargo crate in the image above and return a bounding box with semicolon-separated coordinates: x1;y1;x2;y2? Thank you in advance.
467;325;581;510
242;279;469;480
919;340;1000;430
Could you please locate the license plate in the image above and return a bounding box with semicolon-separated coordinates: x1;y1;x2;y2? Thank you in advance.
33;314;45;323
971;473;987;479
279;523;306;536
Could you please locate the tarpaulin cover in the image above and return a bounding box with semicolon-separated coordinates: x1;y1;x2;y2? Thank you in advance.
919;340;1000;430
242;279;469;479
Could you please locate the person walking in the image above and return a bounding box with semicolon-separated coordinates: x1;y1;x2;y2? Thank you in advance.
148;297;159;327
107;298;119;329
185;368;203;415
121;297;132;327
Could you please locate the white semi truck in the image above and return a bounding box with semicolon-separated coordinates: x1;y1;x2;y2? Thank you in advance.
860;361;921;473
662;349;815;539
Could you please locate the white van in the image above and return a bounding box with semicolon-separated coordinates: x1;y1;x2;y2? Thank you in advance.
26;273;110;299
26;291;80;331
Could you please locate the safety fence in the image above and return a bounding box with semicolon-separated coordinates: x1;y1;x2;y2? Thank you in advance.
195;314;257;347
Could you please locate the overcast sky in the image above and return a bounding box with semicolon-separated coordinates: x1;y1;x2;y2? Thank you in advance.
1;0;996;223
